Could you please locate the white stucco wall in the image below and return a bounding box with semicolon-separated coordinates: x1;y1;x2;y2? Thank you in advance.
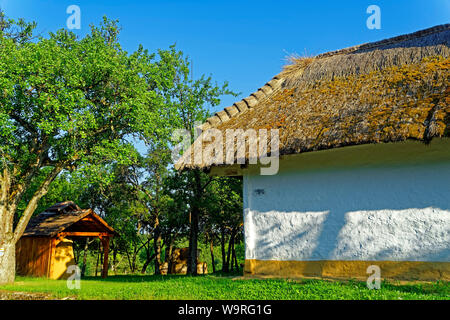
243;142;450;262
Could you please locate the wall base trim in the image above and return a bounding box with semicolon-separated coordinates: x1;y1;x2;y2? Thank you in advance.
244;259;450;281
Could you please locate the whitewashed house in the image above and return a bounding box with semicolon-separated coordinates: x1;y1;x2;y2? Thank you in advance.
176;24;450;281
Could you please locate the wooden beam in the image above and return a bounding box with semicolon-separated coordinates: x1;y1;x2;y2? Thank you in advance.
86;210;116;234
58;232;111;238
80;216;97;222
209;164;244;177
48;238;56;278
101;236;110;278
55;233;66;246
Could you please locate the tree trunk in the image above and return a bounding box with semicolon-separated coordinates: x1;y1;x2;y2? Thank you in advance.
226;228;236;273
187;170;201;275
0;164;63;283
220;228;227;272
187;208;199;275
0;170;15;284
154;217;162;275
208;233;216;273
100;249;104;275
233;241;239;270
95;241;101;277
81;237;90;276
141;253;156;274
0;240;15;285
131;247;138;273
112;244;117;274
167;235;176;274
141;237;154;274
125;249;133;273
232;238;238;271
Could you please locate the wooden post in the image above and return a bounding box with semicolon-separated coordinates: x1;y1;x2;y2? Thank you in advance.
48;238;57;279
101;236;110;278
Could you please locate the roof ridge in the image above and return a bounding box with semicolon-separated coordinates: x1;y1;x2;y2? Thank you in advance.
200;75;284;131
198;24;449;132
316;23;450;59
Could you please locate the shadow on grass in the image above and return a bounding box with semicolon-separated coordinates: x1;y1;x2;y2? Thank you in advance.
83;274;194;283
82;269;244;283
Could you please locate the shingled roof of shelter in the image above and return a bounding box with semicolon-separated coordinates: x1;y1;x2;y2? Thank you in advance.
22;201;115;237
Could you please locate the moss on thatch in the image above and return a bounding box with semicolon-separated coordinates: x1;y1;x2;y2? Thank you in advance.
221;56;448;154
176;24;450;170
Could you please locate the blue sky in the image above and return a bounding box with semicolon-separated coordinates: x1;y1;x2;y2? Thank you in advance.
1;0;449;112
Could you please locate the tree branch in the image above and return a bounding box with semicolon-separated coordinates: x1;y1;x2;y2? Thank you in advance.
13;163;64;243
202;176;215;191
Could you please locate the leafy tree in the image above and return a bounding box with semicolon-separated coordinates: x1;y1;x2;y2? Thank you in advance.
161;47;238;275
160;169;191;272
0;14;166;283
203;177;243;272
79;166;149;274
118;149;172;274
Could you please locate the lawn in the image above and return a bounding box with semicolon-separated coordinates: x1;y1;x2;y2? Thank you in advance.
0;274;448;300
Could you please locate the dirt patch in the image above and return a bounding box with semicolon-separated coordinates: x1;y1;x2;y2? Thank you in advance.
0;290;74;300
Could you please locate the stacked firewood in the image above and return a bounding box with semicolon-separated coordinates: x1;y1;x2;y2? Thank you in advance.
160;247;207;275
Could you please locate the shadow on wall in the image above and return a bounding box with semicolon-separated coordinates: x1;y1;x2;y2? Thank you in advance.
54;239;76;280
248;163;450;264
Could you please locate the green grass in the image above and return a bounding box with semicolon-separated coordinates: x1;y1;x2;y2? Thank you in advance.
1;274;449;300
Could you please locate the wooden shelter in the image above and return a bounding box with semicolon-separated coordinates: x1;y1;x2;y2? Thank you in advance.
16;201;116;279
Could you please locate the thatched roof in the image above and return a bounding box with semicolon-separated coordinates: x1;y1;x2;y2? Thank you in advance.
23;201;115;237
176;24;450;171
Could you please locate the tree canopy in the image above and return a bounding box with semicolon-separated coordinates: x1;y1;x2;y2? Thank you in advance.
0;12;243;283
0;14;174;283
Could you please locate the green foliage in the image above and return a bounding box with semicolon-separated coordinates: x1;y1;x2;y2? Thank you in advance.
31;171;91;215
0;13;188;250
1;12;243;279
0;17;161;171
0;11;36;44
204;177;243;229
155;45;239;134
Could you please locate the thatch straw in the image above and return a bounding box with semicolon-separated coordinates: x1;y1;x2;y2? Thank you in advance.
280;54;315;79
283;43;450;88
